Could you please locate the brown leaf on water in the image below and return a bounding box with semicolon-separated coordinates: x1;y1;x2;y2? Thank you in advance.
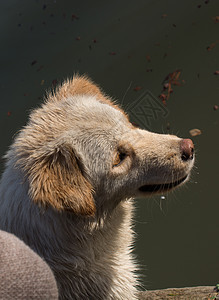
72;14;79;20
159;94;167;105
189;129;202;137
206;41;218;51
160;69;183;103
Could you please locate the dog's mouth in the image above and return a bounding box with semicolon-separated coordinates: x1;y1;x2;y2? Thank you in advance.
138;175;188;193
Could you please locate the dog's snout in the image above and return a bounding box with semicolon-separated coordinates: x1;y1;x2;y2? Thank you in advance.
180;139;194;161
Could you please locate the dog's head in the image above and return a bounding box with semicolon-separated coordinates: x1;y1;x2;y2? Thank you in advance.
11;76;194;216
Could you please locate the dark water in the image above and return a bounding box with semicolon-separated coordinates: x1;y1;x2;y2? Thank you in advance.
0;0;218;290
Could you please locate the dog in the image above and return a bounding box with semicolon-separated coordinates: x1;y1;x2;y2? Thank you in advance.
0;76;194;299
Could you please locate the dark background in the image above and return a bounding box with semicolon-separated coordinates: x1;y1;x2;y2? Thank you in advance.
0;0;219;290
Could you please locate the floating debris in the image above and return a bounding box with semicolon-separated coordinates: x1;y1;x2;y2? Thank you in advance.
72;14;79;20
159;69;183;105
31;60;37;66
189;128;202;137
37;65;44;72
206;41;218;51
159;93;167;105
133;86;142;92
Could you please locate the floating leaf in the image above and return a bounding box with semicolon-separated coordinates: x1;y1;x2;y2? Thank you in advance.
206;42;218;51
189;129;202;137
72;14;79;20
159;70;183;104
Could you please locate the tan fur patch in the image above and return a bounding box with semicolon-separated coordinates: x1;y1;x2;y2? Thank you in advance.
51;75;128;117
22;145;95;216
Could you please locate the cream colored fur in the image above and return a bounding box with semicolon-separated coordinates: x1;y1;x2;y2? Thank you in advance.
0;76;194;299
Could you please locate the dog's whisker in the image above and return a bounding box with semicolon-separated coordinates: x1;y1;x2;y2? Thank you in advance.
121;81;133;107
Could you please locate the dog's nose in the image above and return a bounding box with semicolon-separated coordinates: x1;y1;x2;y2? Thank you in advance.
180;139;194;161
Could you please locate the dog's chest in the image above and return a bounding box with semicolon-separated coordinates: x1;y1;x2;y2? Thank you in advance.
47;201;138;299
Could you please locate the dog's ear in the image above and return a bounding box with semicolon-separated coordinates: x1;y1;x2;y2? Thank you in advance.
27;144;95;216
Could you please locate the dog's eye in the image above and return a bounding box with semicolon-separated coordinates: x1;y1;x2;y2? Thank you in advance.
113;152;127;167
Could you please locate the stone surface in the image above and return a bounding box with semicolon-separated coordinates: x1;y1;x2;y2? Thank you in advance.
138;286;218;300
